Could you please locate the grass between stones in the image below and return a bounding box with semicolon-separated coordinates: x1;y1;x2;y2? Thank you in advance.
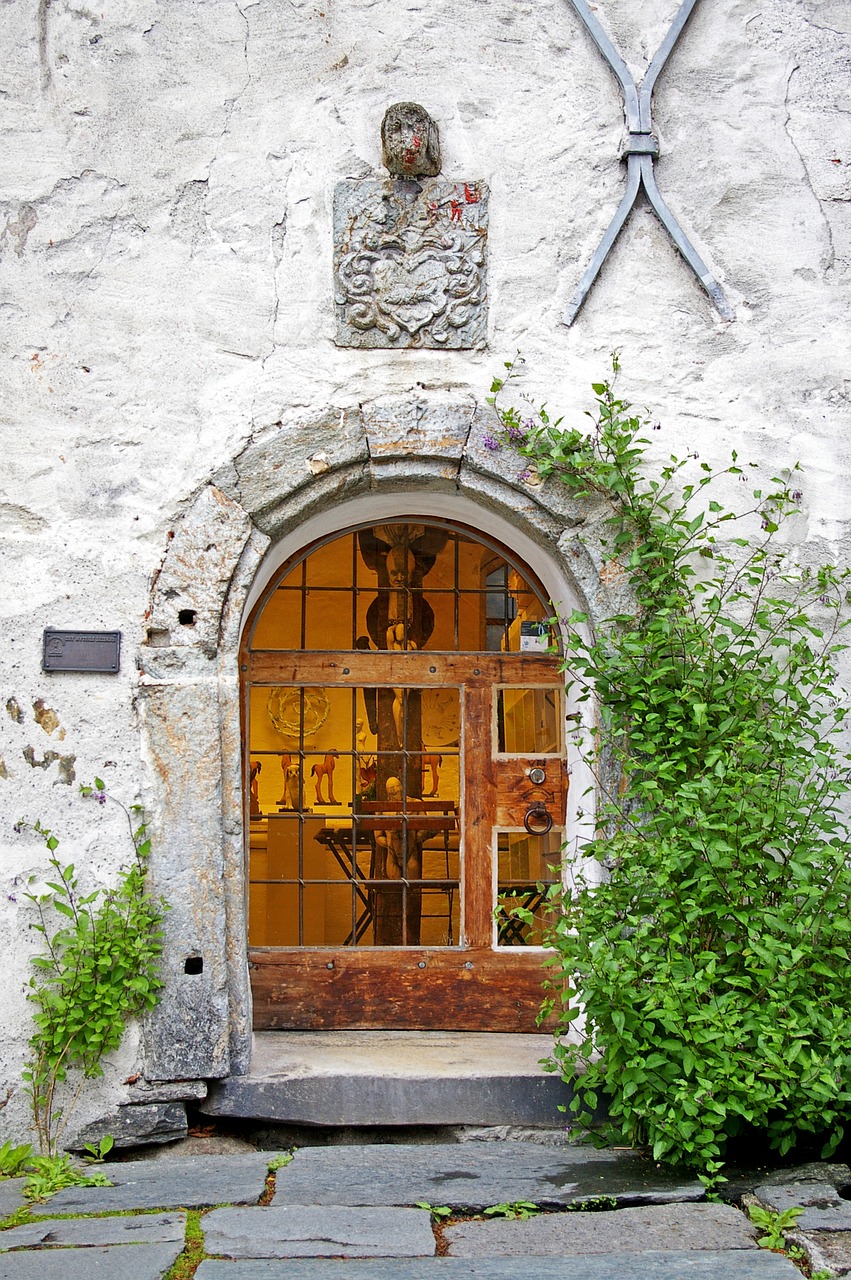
162;1209;206;1280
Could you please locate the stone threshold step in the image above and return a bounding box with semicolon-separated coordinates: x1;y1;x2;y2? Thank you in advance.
201;1032;574;1126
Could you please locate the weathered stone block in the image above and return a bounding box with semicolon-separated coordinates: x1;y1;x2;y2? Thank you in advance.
227;410;370;531
72;1101;188;1149
272;1141;703;1209
193;1249;804;1278
758;1183;851;1232
0;1244;185;1279
127;1079;208;1104
147;485;254;650
201;1205;435;1258
0;1179;26;1217
45;1154;271;1213
445;1202;759;1256
334;178;488;349
0;1210;186;1250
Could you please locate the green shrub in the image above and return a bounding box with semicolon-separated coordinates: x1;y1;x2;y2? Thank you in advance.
17;783;167;1155
491;359;851;1180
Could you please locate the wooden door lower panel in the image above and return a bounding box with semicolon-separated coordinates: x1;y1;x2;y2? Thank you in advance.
249;949;561;1032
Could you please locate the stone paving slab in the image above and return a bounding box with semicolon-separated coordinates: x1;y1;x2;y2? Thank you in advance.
203;1205;435;1257
193;1250;803;1278
444;1202;758;1256
43;1153;272;1212
272;1142;703;1209
759;1181;851;1231
724;1162;851;1198
803;1230;851;1276
0;1209;186;1251
0;1183;26;1218
0;1241;183;1279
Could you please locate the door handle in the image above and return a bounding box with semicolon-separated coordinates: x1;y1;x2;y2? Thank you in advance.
524;802;553;835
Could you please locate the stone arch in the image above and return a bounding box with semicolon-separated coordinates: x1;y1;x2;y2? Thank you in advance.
139;395;621;1083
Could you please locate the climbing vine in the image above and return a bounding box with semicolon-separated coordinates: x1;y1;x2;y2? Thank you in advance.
16;782;167;1155
490;358;851;1180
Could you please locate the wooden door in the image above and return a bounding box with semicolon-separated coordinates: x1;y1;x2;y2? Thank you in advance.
243;522;568;1032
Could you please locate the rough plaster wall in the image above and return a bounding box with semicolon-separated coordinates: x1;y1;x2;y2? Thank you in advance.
0;0;848;1140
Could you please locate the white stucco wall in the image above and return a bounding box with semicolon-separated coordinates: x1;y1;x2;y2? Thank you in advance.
0;0;848;1142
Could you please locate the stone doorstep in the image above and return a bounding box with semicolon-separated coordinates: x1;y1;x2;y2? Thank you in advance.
191;1252;803;1279
201;1031;573;1128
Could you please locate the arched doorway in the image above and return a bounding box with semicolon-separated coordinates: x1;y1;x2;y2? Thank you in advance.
241;518;570;1032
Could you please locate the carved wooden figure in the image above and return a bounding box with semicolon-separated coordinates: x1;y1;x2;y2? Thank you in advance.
421;753;442;797
312;750;339;805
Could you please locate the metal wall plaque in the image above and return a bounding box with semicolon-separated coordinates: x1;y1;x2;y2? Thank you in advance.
43;629;121;673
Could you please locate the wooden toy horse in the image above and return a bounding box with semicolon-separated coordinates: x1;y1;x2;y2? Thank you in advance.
311;750;339;804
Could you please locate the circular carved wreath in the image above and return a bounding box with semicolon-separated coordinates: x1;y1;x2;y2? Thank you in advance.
267;687;330;741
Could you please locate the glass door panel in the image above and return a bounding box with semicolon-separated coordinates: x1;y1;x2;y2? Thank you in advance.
495;829;564;947
248;684;461;949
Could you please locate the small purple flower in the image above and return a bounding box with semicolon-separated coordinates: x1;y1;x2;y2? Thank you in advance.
6;895;15;904
507;426;527;445
12;822;23;834
651;421;661;431
518;469;532;482
95;791;107;806
482;435;500;452
791;490;803;502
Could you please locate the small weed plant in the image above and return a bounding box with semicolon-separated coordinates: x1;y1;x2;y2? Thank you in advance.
490;358;851;1181
483;1201;540;1221
747;1204;804;1252
416;1201;453;1221
16;781;167;1156
23;1152;111;1202
267;1152;294;1172
0;1142;33;1179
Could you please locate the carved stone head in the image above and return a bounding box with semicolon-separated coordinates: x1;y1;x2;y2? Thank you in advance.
380;102;441;177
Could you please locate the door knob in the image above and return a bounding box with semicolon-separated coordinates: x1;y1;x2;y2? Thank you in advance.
524;802;553;835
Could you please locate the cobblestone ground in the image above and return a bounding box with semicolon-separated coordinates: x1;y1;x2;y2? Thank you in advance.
2;1141;849;1279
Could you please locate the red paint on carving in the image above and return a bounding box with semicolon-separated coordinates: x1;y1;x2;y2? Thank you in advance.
464;183;480;204
403;132;423;168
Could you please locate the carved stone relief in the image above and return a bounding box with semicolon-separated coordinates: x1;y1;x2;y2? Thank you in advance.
333;104;488;349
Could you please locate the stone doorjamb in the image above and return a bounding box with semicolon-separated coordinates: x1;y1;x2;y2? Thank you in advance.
138;393;628;1083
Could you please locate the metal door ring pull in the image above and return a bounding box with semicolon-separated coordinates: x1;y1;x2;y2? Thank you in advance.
524;803;553;835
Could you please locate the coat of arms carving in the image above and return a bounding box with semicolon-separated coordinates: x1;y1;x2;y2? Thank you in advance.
333;104;488;350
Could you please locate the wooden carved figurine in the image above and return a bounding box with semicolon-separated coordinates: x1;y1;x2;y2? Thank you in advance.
421;753;442;797
311;750;339;805
249;759;262;816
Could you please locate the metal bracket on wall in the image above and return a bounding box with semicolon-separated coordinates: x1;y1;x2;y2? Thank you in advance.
564;0;733;325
